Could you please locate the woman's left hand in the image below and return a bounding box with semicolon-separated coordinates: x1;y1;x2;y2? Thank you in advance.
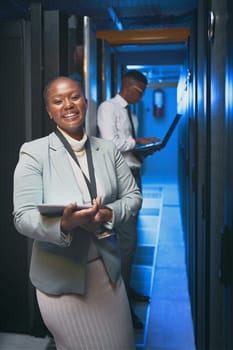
60;196;102;233
80;206;112;234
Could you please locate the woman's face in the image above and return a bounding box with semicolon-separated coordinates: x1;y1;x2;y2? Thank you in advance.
46;77;87;140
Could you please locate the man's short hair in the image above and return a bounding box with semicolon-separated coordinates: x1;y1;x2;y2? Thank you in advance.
123;70;148;85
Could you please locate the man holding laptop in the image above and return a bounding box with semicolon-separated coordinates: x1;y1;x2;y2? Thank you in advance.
97;69;160;329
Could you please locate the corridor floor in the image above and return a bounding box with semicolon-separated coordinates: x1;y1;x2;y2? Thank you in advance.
0;176;196;350
134;175;196;350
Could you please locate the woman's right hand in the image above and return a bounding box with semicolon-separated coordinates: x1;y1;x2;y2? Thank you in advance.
60;197;101;234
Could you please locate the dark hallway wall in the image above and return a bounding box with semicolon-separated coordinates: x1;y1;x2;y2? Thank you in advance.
0;20;34;333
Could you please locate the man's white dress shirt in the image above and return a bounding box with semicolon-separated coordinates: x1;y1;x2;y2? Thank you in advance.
97;94;141;169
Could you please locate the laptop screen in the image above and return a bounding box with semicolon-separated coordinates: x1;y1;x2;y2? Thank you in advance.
134;113;182;154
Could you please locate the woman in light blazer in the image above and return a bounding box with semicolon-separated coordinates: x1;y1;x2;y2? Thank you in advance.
13;76;142;350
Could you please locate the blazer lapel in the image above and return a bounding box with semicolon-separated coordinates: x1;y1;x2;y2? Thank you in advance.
89;138;113;204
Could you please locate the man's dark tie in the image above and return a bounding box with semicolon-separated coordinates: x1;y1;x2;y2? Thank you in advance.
126;105;136;139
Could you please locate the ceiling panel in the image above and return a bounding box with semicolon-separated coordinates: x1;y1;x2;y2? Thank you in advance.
0;0;197;83
0;0;197;31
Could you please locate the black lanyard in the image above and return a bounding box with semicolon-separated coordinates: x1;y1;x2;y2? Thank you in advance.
55;129;97;200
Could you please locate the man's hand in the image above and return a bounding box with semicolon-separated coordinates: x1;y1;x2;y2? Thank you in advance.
136;137;160;145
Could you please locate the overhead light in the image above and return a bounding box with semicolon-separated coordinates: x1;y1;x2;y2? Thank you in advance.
108;6;124;31
127;65;145;70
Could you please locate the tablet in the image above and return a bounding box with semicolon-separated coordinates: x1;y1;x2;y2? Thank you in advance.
37;204;91;216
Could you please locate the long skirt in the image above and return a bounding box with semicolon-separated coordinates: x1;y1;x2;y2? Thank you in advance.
36;258;135;350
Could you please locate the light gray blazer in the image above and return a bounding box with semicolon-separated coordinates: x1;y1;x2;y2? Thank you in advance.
13;132;142;296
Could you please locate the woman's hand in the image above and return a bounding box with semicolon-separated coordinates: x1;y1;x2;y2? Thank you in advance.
85;207;112;232
60;197;102;234
80;205;112;234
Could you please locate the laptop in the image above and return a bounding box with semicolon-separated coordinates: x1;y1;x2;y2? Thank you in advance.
134;113;182;156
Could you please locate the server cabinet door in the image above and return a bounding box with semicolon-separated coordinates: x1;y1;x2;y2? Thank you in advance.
0;20;36;334
222;0;233;348
83;16;98;136
208;0;229;348
97;38;113;105
43;9;68;135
